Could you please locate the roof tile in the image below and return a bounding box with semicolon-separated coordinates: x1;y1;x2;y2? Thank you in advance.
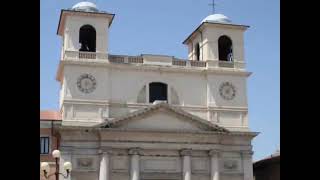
40;110;62;121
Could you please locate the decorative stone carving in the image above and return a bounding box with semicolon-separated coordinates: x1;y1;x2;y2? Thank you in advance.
77;158;93;168
223;160;238;171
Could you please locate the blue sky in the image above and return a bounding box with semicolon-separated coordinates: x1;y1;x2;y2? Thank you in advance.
40;0;279;161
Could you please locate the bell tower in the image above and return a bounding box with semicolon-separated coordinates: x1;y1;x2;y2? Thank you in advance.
57;2;114;54
183;14;249;69
182;13;251;131
56;2;115;126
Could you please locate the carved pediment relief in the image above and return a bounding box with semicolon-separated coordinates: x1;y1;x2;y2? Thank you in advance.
224;160;238;169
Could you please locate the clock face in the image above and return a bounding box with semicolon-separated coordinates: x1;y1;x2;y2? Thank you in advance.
219;82;236;100
77;74;96;94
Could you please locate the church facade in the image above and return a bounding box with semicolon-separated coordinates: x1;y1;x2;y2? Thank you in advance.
52;2;257;180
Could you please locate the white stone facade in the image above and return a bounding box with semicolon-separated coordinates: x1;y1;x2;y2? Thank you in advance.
53;2;257;180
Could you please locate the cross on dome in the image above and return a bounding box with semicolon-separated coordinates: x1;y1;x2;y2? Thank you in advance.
208;0;216;14
204;0;232;24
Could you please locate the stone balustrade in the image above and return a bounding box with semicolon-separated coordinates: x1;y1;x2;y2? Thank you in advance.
62;51;245;69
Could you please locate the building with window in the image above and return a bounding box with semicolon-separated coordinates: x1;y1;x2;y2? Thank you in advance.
42;1;258;180
40;111;62;180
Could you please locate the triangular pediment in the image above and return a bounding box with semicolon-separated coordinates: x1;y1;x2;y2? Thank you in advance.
97;102;228;132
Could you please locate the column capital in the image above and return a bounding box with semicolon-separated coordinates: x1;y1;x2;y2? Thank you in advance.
180;149;192;156
241;150;254;158
98;148;113;155
128;148;143;155
209;149;220;157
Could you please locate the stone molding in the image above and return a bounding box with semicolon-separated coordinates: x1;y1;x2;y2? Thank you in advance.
62;98;248;112
59;59;251;76
209;149;220;157
180;149;193;156
128;148;143;155
98;148;113;155
240;150;254;158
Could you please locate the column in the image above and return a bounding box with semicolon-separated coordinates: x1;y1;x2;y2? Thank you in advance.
242;151;254;180
180;149;192;180
209;150;220;180
129;148;142;180
99;149;112;180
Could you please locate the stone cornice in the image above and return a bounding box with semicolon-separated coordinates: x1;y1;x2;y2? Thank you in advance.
57;9;115;36
183;22;249;45
240;150;254;158
61;99;248;112
63;99;109;106
56;125;258;137
62;10;114;18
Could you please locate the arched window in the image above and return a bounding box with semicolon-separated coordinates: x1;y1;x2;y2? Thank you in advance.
149;82;167;103
218;35;233;61
79;25;96;52
195;43;200;61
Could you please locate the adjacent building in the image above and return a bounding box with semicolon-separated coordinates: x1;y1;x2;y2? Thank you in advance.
253;150;280;180
40;111;62;180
